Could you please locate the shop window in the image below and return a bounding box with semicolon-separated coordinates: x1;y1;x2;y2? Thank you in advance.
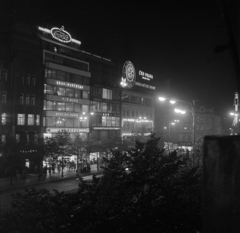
28;114;34;125
56;117;65;127
1;113;6;125
17;114;25;125
102;88;112;99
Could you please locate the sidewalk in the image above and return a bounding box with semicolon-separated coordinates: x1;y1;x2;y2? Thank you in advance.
0;164;103;192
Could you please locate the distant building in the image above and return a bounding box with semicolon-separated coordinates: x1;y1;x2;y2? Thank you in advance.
155;104;223;150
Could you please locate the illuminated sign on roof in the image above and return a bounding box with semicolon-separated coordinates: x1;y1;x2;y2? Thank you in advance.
38;26;81;45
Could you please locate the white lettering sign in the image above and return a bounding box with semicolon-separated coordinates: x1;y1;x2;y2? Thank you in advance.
56;81;84;89
46;128;89;133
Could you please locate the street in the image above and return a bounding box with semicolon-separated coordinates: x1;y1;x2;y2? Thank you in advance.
0;174;99;216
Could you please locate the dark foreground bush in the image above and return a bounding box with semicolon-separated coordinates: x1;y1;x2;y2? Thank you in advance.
0;134;203;233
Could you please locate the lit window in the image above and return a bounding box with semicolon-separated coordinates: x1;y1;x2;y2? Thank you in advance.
26;75;30;85
16;134;20;142
102;88;112;99
2;135;6;143
1;113;6;125
28;114;34;125
2;91;7;103
17;114;25;125
3;70;7;82
26;94;30;105
31;95;35;105
36;115;40;126
20;93;24;104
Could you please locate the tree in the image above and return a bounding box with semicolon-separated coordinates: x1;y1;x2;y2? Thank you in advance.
49;130;72;177
1;134;203;232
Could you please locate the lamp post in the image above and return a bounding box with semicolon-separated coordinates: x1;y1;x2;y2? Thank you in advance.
159;97;196;149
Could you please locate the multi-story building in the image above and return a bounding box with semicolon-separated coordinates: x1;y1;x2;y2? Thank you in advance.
0;22;157;167
120;61;155;142
156;105;223;150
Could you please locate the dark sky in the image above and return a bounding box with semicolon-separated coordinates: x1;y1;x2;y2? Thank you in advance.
1;0;239;122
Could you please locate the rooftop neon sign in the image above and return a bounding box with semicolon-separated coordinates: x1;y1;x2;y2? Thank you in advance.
38;26;81;45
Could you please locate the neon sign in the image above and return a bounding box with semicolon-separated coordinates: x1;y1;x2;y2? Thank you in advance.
51;26;71;43
38;26;81;45
121;61;136;88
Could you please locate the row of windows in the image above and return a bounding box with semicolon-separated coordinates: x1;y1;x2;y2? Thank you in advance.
91;115;120;127
123;109;152;119
17;114;40;126
122;93;152;106
44;84;89;99
1;134;39;143
45;68;90;85
91;86;121;100
45;52;88;72
122;122;153;131
43;117;89;128
18;74;36;86
44;100;89;113
91;101;120;113
20;94;35;105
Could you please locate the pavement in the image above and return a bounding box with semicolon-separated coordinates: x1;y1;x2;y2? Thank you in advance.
0;164;103;192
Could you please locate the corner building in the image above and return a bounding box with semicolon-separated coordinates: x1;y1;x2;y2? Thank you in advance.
0;22;122;144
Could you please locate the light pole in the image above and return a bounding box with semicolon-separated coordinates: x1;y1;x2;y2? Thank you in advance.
159;97;196;149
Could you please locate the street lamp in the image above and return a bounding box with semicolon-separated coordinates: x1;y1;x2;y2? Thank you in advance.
159;96;196;149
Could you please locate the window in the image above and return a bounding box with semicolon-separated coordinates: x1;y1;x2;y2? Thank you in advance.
1;113;6;125
26;75;30;85
65;118;74;127
16;134;20;142
2;91;7;103
3;70;7;82
1;135;6;143
28;114;34;125
20;93;24;104
82;91;89;99
26;94;30;105
44;84;54;94
102;88;112;99
74;89;81;98
82;105;89;113
31;95;35;105
17;114;25;125
74;103;81;112
32;76;36;86
36;115;40;126
66;102;74;112
56;102;65;111
57;87;65;96
65;88;74;97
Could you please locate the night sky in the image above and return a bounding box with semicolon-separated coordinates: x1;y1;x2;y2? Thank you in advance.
1;0;239;123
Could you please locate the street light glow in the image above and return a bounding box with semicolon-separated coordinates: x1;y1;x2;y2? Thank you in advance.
170;100;176;104
230;112;238;116
174;108;186;114
159;97;166;101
